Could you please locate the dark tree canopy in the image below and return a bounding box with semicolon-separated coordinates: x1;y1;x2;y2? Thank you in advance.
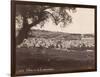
16;4;76;45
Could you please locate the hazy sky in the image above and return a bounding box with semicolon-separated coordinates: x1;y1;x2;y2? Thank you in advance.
31;8;95;34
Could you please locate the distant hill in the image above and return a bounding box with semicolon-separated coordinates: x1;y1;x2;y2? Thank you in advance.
28;29;94;40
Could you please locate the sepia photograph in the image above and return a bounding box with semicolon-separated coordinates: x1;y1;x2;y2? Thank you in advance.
11;0;97;76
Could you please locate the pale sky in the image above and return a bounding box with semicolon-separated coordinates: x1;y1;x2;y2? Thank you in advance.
31;8;95;34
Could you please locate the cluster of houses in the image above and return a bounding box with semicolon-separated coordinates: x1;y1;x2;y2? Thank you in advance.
17;35;94;50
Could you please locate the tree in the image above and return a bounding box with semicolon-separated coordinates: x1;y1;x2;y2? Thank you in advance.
16;4;76;45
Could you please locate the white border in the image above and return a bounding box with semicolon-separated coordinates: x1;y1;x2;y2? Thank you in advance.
0;0;100;77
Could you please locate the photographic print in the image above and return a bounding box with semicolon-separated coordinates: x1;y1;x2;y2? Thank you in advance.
11;0;97;76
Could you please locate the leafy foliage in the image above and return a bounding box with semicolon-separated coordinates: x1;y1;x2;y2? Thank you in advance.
16;4;76;28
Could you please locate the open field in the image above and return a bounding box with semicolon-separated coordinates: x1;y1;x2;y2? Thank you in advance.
16;47;95;75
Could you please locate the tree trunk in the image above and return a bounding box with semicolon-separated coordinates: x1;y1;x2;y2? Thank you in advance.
16;17;31;45
16;14;43;45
